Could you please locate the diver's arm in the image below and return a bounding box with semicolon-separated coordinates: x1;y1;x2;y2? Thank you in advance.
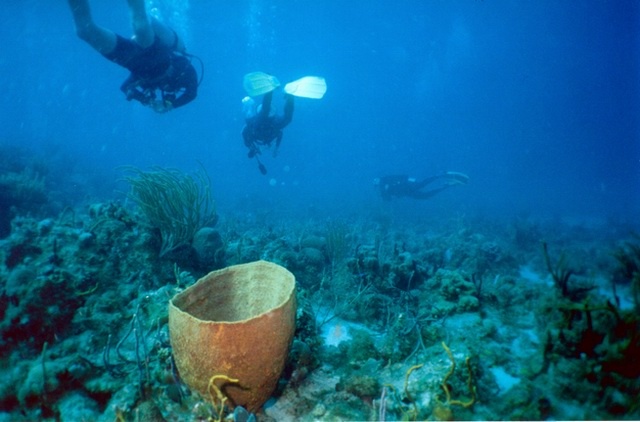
120;75;151;104
169;62;198;109
242;126;254;146
242;126;260;157
170;86;196;109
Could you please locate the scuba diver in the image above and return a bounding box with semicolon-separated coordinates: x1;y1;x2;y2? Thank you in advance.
67;0;199;112
241;72;327;175
374;172;469;201
242;91;294;161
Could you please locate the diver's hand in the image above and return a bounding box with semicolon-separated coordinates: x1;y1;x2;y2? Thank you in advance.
248;147;259;158
149;100;173;113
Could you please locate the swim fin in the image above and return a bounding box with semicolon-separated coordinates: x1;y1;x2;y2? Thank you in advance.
444;171;469;185
284;76;327;99
243;72;281;97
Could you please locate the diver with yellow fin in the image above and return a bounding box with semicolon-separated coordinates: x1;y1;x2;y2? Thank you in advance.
241;72;327;174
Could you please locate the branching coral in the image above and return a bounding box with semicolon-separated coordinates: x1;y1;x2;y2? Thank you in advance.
122;166;216;257
403;364;423;419
542;241;574;297
380;363;424;421
431;342;476;420
439;342;476;408
207;374;240;422
613;235;640;312
324;219;351;273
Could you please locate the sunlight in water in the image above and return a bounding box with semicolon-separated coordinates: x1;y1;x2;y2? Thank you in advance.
245;0;277;64
246;0;262;51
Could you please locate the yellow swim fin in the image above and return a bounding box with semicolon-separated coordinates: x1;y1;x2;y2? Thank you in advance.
284;76;327;99
243;72;281;96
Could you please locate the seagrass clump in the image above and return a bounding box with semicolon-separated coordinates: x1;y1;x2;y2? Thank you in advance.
122;166;216;257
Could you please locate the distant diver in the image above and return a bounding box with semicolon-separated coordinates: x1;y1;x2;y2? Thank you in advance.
67;0;199;112
374;172;469;201
241;72;327;175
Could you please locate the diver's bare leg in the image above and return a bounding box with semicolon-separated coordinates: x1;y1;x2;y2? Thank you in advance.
127;0;154;48
415;175;441;189
151;19;185;52
68;0;117;54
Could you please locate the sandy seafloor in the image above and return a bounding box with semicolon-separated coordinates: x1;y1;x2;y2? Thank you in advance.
0;161;639;421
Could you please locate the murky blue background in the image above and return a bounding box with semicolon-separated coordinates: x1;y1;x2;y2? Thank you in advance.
2;1;638;221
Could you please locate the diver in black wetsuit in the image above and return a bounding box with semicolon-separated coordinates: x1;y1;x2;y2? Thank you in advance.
241;91;294;174
240;71;326;174
374;172;469;201
68;0;198;112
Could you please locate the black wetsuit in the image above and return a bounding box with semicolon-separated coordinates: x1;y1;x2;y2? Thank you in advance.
377;175;449;201
103;35;197;109
242;91;294;157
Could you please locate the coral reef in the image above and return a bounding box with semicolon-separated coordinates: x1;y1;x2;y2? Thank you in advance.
0;167;47;238
0;188;638;420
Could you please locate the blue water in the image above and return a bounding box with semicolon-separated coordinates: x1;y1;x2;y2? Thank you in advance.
2;1;639;221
